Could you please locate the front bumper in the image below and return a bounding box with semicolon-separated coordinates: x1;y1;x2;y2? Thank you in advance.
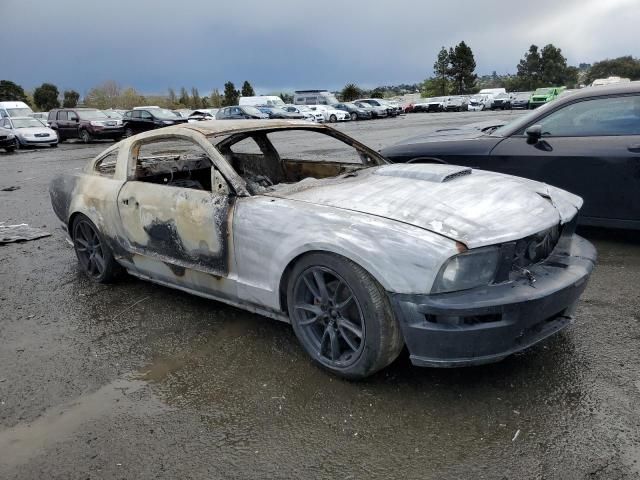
90;127;124;138
18;135;57;145
389;234;596;367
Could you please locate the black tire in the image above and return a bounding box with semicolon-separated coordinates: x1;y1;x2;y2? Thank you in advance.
72;214;122;283
287;253;404;379
50;143;58;148
4;146;16;153
79;129;92;143
350;112;357;121
124;127;133;138
329;114;337;123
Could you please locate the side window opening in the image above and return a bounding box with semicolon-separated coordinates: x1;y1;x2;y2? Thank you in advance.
94;151;118;177
133;138;220;192
214;129;382;194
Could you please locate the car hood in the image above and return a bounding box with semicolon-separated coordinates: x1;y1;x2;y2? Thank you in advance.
15;127;55;136
265;164;582;249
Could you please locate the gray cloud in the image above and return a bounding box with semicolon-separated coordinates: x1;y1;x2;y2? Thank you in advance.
2;0;638;94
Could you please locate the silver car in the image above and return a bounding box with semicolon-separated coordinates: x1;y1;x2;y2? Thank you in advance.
2;116;58;148
48;120;595;378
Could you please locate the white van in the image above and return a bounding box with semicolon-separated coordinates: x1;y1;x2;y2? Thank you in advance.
293;90;339;105
239;96;285;108
0;101;34;118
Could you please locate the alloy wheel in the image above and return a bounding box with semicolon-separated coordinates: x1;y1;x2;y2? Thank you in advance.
73;219;106;279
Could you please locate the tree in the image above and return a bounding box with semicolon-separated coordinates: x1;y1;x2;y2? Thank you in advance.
168;87;177;106
62;90;80;108
190;87;201;108
33;83;60;111
448;41;477;94
370;87;386;98
340;83;361;101
119;88;145;109
84;80;121;109
585;56;640;84
278;92;293;104
0;80;29;104
222;81;239;106
433;47;450;95
210;88;223;108
515;45;542;90
540;44;570;86
241;81;255;97
178;87;190;107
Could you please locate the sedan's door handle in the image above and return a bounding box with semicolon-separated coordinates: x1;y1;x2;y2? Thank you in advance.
628;144;640;153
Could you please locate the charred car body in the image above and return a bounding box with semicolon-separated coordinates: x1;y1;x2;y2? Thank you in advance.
49;120;596;378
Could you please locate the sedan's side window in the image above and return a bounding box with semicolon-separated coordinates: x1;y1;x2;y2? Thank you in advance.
94;151;119;177
535;95;640;137
140;111;153;120
132;138;223;193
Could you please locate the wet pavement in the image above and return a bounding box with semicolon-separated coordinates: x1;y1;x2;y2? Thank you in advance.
1;112;639;479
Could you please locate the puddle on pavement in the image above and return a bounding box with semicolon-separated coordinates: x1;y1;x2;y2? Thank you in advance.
0;377;167;470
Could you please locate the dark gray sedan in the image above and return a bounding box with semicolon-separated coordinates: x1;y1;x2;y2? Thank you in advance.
381;83;640;230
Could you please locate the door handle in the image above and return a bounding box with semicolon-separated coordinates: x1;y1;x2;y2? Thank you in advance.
122;198;129;205
628;144;640;153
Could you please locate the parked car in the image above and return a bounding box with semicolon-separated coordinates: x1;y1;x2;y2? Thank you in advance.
0;125;17;152
31;112;50;123
445;96;469;112
490;93;512;110
49;108;124;143
380;83;640;230
0;101;33;118
510;92;532;110
412;99;432;113
424;97;448;112
240;95;286;108
49;120;595;378
283;105;323;122
173;109;194;119
257;106;306;120
215;106;269;120
354;101;387;118
467;94;493;111
293;90;340;105
356;99;399;117
529;87;566;109
122;107;186;136
307;105;349;123
1;116;58;148
187;109;219;122
332;102;372;120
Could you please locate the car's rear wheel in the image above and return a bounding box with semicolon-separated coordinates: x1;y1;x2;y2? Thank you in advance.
79;129;92;143
350;112;357;121
287;253;404;379
72;215;121;283
329;114;337;123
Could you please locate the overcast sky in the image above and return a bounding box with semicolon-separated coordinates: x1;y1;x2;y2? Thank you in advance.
2;0;638;96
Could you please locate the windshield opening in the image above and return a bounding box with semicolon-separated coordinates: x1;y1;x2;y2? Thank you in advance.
13;118;46;128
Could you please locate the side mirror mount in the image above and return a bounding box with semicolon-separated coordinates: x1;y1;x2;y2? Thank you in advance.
525;124;542;144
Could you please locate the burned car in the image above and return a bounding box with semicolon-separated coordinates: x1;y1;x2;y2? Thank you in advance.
49;120;596;378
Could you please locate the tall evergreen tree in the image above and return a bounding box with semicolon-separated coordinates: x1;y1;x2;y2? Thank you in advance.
241;81;255;97
0;80;29;104
540;44;569;86
433;47;450;95
222;81;239;106
340;83;361;101
33;83;60;110
448;41;477;94
62;90;80;108
516;45;542;90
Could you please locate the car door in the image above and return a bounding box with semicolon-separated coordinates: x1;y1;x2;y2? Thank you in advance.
489;94;640;224
67;110;80;138
116;135;238;293
138;110;156;132
56;110;69;138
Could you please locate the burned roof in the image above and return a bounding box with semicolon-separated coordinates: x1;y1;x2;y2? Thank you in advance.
173;119;327;137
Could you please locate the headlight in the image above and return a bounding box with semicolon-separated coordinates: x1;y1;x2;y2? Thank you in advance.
431;246;500;294
90;121;104;126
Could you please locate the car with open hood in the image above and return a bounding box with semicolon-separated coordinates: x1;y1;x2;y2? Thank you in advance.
381;82;640;230
1;116;58;148
49;120;596;379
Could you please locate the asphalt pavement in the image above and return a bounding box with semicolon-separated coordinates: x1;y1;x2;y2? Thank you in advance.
1;111;639;479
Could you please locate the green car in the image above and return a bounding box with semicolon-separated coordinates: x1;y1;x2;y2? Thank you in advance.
528;86;566;109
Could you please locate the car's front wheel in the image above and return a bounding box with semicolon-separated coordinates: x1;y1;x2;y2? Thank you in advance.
124;127;133;138
72;214;121;283
287;253;404;379
79;129;92;143
350;112;357;121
